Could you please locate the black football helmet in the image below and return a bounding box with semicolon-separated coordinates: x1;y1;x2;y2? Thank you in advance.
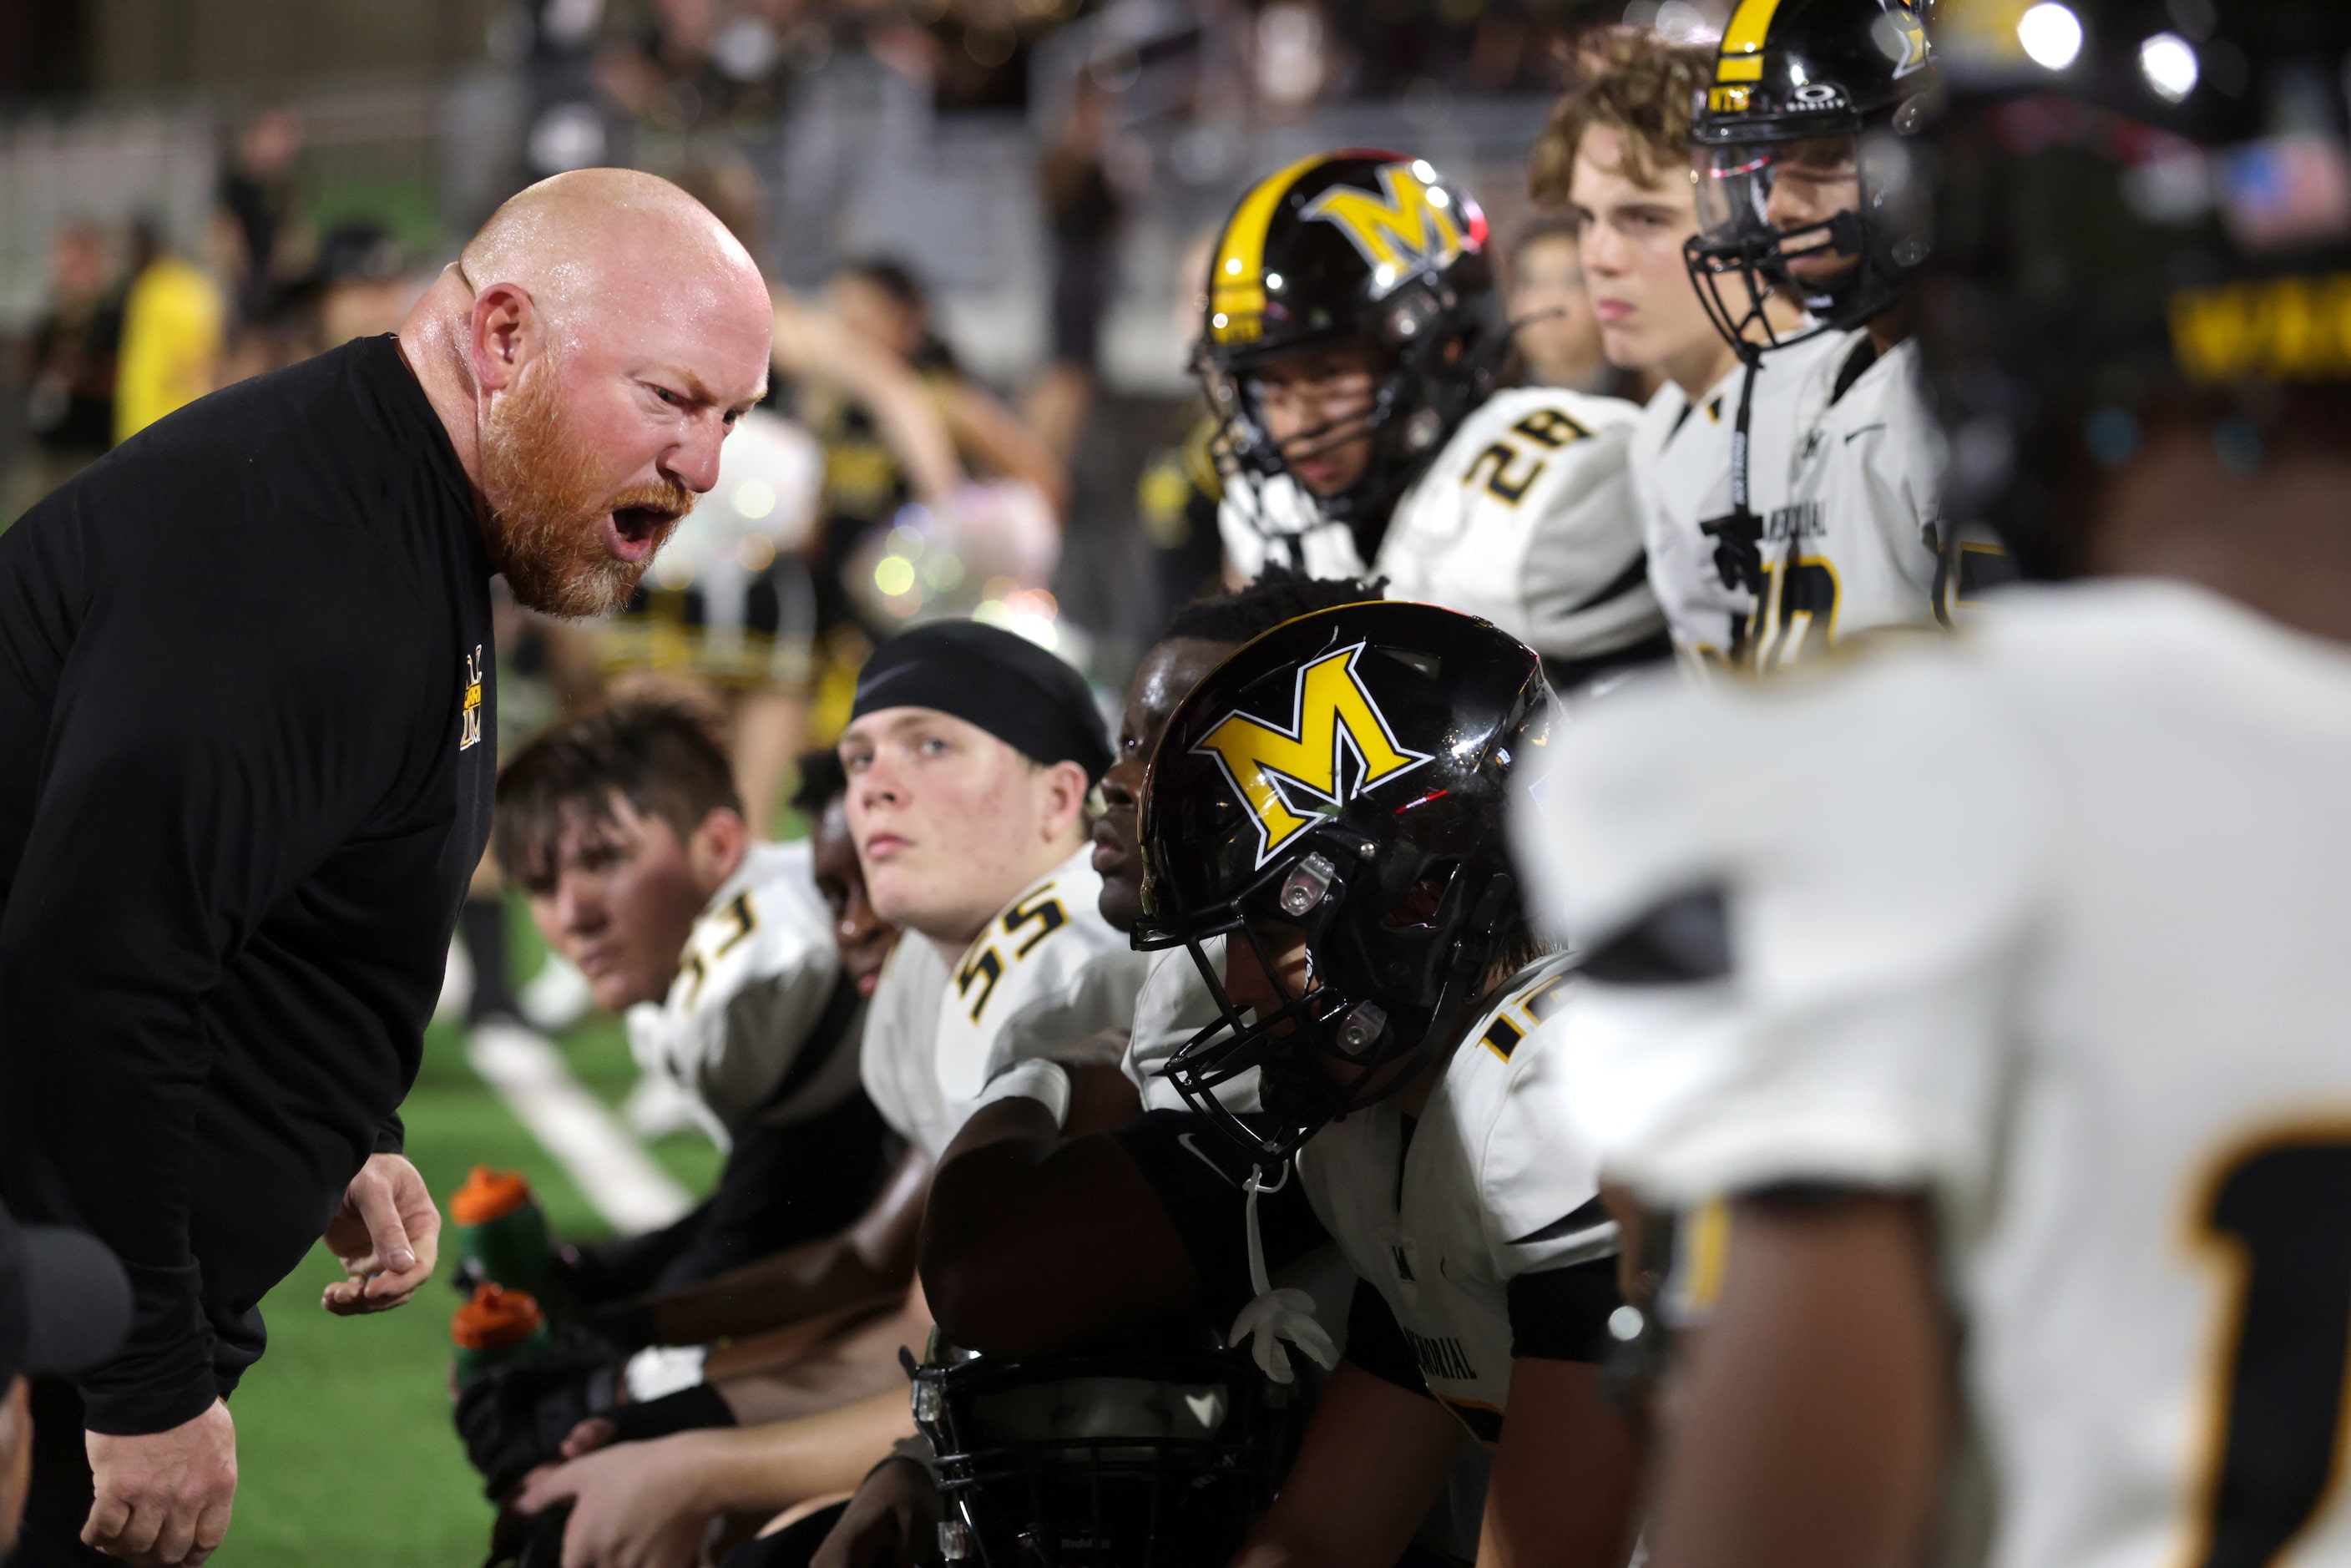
1684;0;1941;352
911;1334;1300;1566
1917;0;2351;578
1133;601;1548;1162
1195;150;1501;559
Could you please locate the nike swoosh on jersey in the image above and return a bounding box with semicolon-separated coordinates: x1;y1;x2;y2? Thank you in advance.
1177;1130;1251;1188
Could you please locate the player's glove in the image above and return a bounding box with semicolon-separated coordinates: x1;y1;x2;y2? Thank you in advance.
454;1324;624;1500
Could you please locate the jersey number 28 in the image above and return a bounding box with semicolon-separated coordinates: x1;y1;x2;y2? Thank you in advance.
1460;408;1589;506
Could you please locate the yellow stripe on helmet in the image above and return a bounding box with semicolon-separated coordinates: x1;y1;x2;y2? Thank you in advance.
1208;151;1334;346
1716;0;1787;82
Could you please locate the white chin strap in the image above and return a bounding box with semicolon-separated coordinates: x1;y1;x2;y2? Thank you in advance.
1227;1160;1337;1385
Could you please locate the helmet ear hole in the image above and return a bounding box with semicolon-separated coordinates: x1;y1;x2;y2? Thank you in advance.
1382;860;1459;932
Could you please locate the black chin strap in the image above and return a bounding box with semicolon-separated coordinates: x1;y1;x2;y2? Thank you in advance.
1699;351;1768;660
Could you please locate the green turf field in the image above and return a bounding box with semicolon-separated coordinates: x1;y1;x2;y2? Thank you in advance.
210;908;726;1568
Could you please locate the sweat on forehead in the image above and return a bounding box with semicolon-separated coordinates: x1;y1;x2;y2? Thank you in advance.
459;168;764;325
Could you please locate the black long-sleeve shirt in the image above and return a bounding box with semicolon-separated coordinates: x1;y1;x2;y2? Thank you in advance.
0;334;495;1434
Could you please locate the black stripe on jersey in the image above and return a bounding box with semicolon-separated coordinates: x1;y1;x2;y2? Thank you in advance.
1480;1014;1524;1061
1562;550;1654;616
1342;1277;1433;1399
1439;1397;1505;1446
1508;1257;1625;1363
1508;1194;1613;1248
1519;972;1574;1024
1830;337;1881;406
1959;544;2020;600
751;969;865;1116
1581;885;1732;985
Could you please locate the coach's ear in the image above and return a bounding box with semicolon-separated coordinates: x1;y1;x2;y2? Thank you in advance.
469;281;544;394
688;807;749;895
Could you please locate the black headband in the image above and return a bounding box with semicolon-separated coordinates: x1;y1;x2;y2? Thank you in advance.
850;620;1111;782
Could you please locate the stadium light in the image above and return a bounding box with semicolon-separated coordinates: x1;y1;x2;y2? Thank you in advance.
2138;33;2200;103
2018;3;2086;71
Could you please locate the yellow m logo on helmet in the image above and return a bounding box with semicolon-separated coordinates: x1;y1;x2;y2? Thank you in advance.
1195;642;1433;868
1302;164;1468;284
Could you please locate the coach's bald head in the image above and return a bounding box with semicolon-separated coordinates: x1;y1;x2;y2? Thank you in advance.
401;168;773;618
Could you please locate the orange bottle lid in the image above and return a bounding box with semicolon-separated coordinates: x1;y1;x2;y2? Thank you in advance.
450;1166;532;1227
452;1284;544;1350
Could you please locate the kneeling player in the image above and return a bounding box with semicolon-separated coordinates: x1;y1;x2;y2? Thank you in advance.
496;706;901;1301
1140;601;1637;1566
923;601;1639;1566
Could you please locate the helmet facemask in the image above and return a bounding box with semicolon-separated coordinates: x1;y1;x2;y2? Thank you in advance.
1686;121;1934;352
1199;271;1495;544
1139;822;1519;1163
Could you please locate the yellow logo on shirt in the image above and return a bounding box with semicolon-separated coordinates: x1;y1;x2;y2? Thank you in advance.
459;645;484;751
1195;642;1432;867
1301;164;1468;286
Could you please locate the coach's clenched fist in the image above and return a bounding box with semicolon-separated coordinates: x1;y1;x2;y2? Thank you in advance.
83;1400;236;1567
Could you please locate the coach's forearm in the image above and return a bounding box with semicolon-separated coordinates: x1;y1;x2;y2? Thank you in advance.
676;1388;915;1516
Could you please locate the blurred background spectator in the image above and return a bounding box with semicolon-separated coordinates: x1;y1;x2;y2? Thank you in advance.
1506;212;1640;398
112;218;226;443
8;219;120;520
218;104;311;325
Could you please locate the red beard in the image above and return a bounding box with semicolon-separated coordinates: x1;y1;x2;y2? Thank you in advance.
479;352;694;619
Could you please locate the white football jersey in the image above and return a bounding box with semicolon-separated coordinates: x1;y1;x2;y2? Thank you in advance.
1631;334;1845;666
1297;955;1618;1442
1121;941;1263;1115
1217;389;1666;669
1524;580;2351;1568
860;847;1152;1161
624;840;849;1140
1742;332;2009;670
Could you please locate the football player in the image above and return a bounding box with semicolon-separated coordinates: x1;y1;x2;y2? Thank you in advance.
458;723;925;1529
1202;151;1671;692
1144;602;1636;1567
1678;0;2005;670
918;569;1387;1350
933;602;1639;1566
1530;25;1842;668
784;567;1387;1568
495;703;898;1298
511;618;1149;1565
1523;4;2351;1566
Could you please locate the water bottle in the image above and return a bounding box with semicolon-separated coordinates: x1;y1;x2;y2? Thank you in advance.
452;1282;554;1384
450;1166;553;1297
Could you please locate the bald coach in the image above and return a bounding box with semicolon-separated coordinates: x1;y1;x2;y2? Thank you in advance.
0;169;771;1567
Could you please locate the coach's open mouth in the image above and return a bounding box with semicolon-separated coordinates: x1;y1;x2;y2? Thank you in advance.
604;506;674;564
